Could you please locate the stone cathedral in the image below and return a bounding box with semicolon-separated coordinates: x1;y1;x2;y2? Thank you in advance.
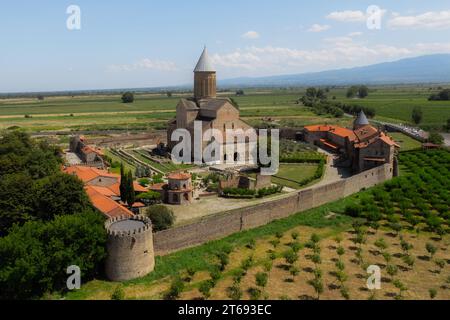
167;47;255;163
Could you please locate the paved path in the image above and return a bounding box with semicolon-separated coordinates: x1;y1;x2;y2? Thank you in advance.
315;149;351;187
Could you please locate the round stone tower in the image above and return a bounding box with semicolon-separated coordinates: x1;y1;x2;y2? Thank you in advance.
105;215;155;282
194;47;216;100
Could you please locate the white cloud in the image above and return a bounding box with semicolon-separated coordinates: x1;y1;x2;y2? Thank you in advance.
348;31;363;37
241;31;260;39
108;59;178;72
210;36;450;77
326;10;367;22
307;24;330;32
388;10;450;29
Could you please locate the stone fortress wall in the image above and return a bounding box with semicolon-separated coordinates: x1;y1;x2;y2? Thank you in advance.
153;163;393;255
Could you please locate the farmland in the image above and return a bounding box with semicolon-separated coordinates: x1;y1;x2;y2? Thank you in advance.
1;85;449;133
65;150;450;301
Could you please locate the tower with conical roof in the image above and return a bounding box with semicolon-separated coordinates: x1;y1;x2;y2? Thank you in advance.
194;47;216;100
353;110;369;130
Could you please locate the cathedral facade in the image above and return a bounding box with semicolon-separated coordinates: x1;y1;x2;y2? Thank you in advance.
167;48;255;164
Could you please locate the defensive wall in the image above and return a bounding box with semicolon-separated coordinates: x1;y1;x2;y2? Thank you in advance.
153;163;393;255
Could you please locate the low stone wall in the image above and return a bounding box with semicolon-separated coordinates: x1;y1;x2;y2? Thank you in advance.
153;164;392;255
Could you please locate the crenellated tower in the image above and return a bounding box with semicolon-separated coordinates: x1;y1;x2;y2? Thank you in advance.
105;215;155;282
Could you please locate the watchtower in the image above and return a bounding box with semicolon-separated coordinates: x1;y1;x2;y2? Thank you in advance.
105;215;155;282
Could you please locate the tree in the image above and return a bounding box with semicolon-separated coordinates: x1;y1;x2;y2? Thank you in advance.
255;272;268;288
166;91;173;98
308;277;324;300
227;284;242;300
427;132;444;145
121;92;134;103
32;173;91;221
412;107;423;125
145;205;175;231
164;277;184;300
236;89;245;96
426;243;437;260
126;171;135;206
358;86;369;98
199;280;213;300
0;210;107;299
393;279;407;300
119;163;127;203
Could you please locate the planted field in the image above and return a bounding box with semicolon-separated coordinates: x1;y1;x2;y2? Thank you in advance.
67;150;450;300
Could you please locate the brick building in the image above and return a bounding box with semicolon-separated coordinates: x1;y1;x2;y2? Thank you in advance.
167;47;255;164
303;111;399;173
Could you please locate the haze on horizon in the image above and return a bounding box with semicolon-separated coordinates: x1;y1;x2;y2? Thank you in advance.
1;0;450;93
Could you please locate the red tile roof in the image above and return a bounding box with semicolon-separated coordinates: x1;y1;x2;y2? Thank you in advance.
304;125;356;141
85;186;133;218
168;172;191;180
64;166;118;183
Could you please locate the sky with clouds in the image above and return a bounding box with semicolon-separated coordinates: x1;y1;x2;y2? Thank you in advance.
1;0;450;92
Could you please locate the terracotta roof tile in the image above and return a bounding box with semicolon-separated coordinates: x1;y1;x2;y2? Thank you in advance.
168;172;192;180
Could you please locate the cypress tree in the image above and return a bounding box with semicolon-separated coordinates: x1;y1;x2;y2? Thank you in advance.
127;170;135;206
119;163;127;203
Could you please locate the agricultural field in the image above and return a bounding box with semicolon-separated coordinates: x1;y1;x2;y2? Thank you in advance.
331;86;450;130
3;85;448;133
65;150;450;301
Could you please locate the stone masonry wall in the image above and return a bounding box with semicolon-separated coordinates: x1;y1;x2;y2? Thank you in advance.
153;164;392;255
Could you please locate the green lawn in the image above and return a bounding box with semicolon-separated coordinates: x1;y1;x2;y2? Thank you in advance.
272;163;319;189
388;132;422;151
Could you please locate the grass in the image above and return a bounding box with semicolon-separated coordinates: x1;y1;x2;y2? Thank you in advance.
387;132;422;151
272;163;319;189
65;193;357;300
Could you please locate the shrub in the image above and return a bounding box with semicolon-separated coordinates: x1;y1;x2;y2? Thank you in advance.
199;280;213;299
111;285;125;300
164;277;184;300
344;203;363;217
227;284;242;300
255;272;268;288
145;205;175;231
248;287;262;300
283;249;298;265
429;288;437;299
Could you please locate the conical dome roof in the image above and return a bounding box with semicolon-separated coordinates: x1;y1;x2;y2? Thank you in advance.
194;47;215;72
354;110;369;127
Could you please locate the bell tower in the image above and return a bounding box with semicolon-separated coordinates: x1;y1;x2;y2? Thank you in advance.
194;47;216;100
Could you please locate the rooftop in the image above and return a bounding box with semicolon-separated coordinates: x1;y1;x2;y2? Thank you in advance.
194;47;215;72
109;219;146;232
168;172;191;180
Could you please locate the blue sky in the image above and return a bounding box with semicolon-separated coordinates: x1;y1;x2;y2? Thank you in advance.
1;0;450;92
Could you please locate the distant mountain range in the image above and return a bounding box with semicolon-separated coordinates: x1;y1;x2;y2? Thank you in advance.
218;54;450;88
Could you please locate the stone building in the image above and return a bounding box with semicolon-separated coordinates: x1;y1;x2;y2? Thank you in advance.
105;215;155;282
69;135;104;167
149;172;193;205
303;111;399;173
167;47;255;164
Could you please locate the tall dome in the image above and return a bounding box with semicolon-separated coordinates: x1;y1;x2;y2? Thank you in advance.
194;47;216;100
354;110;369;129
